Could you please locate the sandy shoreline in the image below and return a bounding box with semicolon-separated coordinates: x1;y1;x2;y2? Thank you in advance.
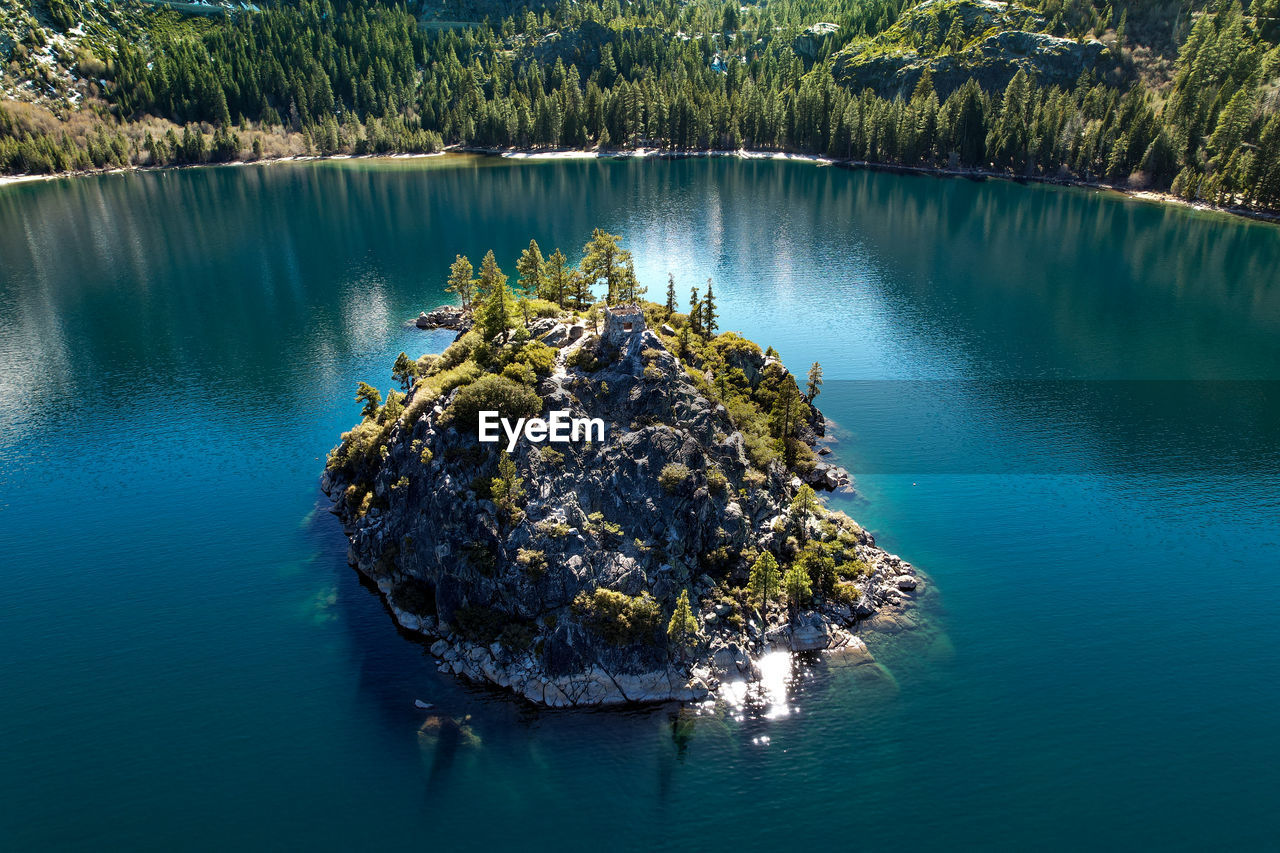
3;145;1276;224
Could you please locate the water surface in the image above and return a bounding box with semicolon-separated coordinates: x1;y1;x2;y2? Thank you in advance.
2;156;1278;850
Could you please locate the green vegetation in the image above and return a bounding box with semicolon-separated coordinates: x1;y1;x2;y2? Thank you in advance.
746;551;782;610
515;547;547;579
666;589;700;654
806;362;823;401
324;229;869;629
573;587;663;645
445;374;542;432
658;462;692;493
0;0;1278;211
491;451;526;528
783;562;814;609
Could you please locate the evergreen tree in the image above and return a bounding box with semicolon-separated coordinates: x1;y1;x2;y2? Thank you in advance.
355;382;382;419
544;248;570;304
789;484;819;544
782;563;813;610
665;273;677;315
580;229;630;304
515;239;546;297
772;379;802;467
746;551;781;610
446;255;475;311
568;269;593;309
392;352;418;391
476;251;515;342
689;285;702;336
703;277;718;337
806;362;823;400
666;589;699;654
491;451;526;528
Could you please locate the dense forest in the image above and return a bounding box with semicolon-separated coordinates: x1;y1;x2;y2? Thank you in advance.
1;0;1279;211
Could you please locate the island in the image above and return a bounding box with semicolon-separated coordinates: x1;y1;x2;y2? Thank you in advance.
322;231;921;707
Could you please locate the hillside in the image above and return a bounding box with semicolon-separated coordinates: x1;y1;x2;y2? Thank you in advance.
2;0;1279;211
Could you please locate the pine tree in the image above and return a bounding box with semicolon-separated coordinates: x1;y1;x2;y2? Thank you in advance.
746;551;781;610
545;248;570;304
665;273;677;315
666;589;699;654
789;484;819;544
806;362;823;400
392;352;418;391
446;254;475;311
515;239;546;297
703;277;718;337
580;229;628;303
568;269;593;309
773;379;801;467
491;451;526;528
476;250;514;342
354;382;382;419
616;256;643;303
689;286;702;336
782;563;813;610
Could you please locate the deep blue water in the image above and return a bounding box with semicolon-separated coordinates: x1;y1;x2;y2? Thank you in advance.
1;155;1278;850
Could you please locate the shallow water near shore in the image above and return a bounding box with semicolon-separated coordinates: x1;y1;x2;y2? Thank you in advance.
2;155;1279;850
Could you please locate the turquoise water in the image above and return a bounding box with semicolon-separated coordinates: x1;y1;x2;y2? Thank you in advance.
2;156;1278;850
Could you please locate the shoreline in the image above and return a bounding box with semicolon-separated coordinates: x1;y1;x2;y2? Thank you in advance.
3;145;1277;225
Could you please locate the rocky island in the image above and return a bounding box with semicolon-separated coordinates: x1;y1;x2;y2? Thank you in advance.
323;232;921;707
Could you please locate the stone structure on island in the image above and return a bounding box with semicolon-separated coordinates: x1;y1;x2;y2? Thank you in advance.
603;303;645;346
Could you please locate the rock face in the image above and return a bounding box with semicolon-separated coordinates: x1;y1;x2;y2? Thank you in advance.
793;22;840;62
323;315;921;707
415;305;470;330
832;0;1113;99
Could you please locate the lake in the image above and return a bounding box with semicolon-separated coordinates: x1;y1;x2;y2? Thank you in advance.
1;155;1278;850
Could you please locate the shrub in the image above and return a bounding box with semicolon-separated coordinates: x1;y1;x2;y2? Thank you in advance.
435;330;482;372
498;621;538;649
706;466;728;494
539;447;565;467
453;605;507;643
516;548;547;579
400;361;484;427
572;588;662;646
521;298;562;318
502;361;537;385
512;341;557;375
797;545;837;596
445;374;542;433
534;519;573;538
586;511;623;544
831;581;862;606
838;557;870;579
658;462;692;493
566;346;600;372
744;432;781;470
391;578;435;615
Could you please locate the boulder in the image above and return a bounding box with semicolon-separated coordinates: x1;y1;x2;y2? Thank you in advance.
415;305;469;330
788;612;832;652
